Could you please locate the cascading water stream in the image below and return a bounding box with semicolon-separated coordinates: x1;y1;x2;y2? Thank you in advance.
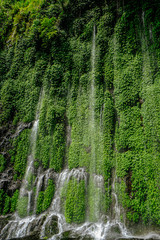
40;168;88;239
90;24;96;173
18;94;43;216
109;171;129;237
87;25;106;224
141;11;153;90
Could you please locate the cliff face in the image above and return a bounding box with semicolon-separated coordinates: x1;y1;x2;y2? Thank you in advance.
1;0;160;239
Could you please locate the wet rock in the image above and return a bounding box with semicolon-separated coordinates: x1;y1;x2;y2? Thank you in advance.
28;215;46;233
61;237;93;240
0;179;9;189
0;215;47;240
8;231;40;240
117;237;160;240
0;122;16;149
0;216;9;233
0;167;21;195
104;223;123;240
11;122;32;139
110;224;121;234
117;238;144;240
61;230;93;240
44;215;59;238
8;179;21;193
61;230;72;239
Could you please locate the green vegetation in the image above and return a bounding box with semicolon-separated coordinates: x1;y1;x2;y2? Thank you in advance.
10;190;19;212
0;154;6;172
61;178;85;224
42;179;55;211
36;191;44;214
0;189;19;215
36;179;55;214
17;196;28;217
88;176;106;222
35;96;65;170
0;0;160;229
11;129;30;179
3;195;10;215
0;0;69;48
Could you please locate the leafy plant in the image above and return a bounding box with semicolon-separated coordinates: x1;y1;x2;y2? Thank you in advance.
42;179;55;211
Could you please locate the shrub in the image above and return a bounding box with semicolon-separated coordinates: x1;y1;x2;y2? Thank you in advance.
10;190;19;213
17;197;28;218
36;191;44;214
42;179;55;211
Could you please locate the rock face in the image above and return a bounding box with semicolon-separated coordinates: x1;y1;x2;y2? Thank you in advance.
0;121;33;196
0;168;21;194
11;122;32;139
61;230;93;240
8;233;40;240
0;216;9;233
117;239;154;240
43;215;59;238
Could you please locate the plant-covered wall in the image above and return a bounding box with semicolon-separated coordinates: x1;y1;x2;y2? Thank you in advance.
1;0;160;233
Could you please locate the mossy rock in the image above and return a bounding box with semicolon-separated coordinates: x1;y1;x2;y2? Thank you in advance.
44;215;59;237
0;216;9;232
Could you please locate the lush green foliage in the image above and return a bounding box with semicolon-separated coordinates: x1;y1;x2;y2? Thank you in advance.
0;41;44;124
62;178;85;223
10;190;19;213
112;3;160;225
0;189;19;215
0;154;6;172
36;191;44;214
11;129;30;179
17;196;28;217
0;0;69;48
1;0;160;228
42;179;55;211
35;96;65;170
33;179;55;215
3;195;10;215
36;180;55;214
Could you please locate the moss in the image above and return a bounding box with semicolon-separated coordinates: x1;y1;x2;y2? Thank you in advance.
12;129;31;179
17;197;28;218
36;191;44;214
10;190;19;213
50;123;65;172
0;154;6;173
63;178;86;224
1;0;160;227
2;195;10;215
42;179;55;211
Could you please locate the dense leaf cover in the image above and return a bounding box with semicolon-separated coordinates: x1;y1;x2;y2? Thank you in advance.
0;0;160;226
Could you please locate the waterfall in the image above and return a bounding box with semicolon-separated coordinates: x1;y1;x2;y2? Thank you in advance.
87;25;105;222
141;11;154;93
2;26;160;240
18;92;43;217
40;168;88;239
111;171;129;237
90;24;96;173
